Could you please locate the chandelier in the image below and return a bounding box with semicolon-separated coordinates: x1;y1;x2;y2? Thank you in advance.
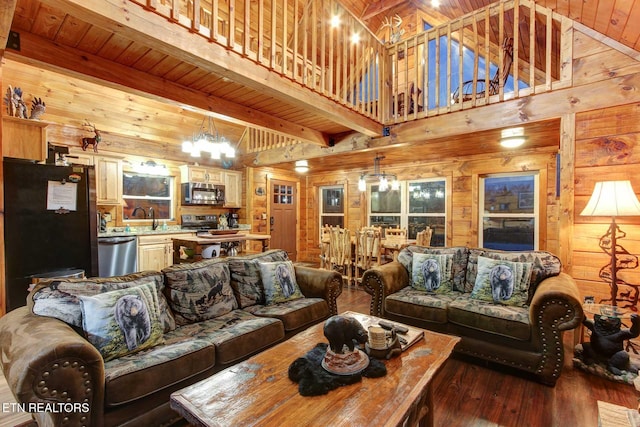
182;116;235;159
358;154;399;192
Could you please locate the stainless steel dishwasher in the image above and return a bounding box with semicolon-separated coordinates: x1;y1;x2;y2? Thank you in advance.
98;236;138;277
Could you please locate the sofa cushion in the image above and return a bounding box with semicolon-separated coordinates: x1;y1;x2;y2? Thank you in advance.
171;309;284;365
258;260;304;304
470;256;533;307
104;337;215;407
29;271;176;332
162;258;238;325
465;249;562;301
243;298;329;332
448;294;531;341
385;287;460;324
398;246;469;292
227;250;290;308
411;252;454;294
79;283;165;362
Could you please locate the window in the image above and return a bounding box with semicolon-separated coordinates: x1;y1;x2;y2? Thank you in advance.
479;173;539;250
122;172;175;220
319;186;345;232
368;178;447;245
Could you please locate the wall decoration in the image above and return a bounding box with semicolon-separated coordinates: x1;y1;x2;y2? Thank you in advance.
4;86;28;118
81;120;102;152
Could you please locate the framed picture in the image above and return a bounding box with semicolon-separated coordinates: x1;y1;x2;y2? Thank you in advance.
518;192;534;209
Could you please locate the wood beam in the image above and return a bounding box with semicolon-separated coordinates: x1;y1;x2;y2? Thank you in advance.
38;0;381;137
6;31;328;146
361;0;407;21
248;69;640;165
0;0;17;55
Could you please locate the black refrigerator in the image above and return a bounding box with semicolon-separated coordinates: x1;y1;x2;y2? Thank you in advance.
3;159;99;312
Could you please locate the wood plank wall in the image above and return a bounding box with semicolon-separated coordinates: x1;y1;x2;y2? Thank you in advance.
296;147;559;264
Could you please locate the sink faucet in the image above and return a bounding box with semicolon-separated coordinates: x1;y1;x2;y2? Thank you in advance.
149;207;158;230
132;206;146;219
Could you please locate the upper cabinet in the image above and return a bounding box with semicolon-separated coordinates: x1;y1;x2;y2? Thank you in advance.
180;165;223;184
224;170;242;208
95;156;123;205
2;117;49;162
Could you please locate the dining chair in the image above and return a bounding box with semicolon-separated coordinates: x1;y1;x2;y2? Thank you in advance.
329;226;352;286
354;228;382;286
319;226;332;269
382;227;407;262
416;227;433;247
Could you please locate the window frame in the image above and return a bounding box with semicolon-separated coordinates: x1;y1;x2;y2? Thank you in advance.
366;177;448;243
122;172;176;221
478;172;540;250
319;184;346;238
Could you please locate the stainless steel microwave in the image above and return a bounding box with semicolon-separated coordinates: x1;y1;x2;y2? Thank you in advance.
181;182;225;205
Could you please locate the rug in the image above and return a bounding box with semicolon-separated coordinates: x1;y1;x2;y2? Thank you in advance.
288;343;386;396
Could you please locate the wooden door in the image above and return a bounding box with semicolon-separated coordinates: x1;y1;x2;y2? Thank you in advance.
270;179;297;260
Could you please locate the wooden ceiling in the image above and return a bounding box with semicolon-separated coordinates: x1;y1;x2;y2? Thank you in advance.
1;0;638;172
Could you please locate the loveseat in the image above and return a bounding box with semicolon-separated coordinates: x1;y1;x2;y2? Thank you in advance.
362;246;583;386
0;249;342;427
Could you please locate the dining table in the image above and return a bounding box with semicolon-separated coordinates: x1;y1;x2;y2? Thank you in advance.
321;234;415;263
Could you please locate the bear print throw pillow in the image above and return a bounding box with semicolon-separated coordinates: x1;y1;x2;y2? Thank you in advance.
470;256;533;307
258;260;304;305
411;252;454;294
79;282;164;361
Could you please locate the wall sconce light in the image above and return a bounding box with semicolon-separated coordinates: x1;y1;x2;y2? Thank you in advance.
294;160;310;173
500;127;528;148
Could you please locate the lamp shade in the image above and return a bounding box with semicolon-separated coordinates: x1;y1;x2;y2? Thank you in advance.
580;180;640;217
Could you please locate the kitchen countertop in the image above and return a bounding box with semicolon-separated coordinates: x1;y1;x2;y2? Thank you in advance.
99;224;251;238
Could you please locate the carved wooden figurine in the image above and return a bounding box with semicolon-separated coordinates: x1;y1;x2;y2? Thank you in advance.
81;121;101;152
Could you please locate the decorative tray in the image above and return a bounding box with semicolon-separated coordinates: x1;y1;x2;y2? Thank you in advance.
209;229;240;235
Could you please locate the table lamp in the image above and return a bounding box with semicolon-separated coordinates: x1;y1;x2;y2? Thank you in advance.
580;180;640;306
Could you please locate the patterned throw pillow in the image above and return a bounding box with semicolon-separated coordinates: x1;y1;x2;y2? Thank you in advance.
258;260;304;305
470;256;533;307
79;283;165;362
163;259;237;325
30;271;176;333
411;252;454;294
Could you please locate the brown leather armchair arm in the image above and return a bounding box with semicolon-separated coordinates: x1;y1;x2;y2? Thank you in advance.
0;307;105;427
294;266;343;316
529;272;584;385
361;261;410;317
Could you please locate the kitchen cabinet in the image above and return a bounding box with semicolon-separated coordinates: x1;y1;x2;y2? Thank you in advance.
223;170;242;208
2;116;49;162
95;156;123;205
179;165;223;184
138;233;195;271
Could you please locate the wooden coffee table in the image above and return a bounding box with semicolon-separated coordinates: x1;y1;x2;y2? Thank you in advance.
170;311;459;426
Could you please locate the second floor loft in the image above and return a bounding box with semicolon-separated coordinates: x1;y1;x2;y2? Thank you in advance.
2;0;640;165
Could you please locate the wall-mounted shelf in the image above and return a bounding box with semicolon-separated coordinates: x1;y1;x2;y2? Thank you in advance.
2;116;50;162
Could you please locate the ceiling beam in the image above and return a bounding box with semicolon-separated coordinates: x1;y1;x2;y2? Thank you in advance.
361;0;407;21
0;0;17;55
38;0;382;137
6;31;329;146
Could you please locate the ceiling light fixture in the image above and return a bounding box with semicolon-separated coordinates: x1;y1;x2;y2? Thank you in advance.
500;127;528;148
358;154;399;192
431;0;441;7
351;32;360;44
330;15;340;28
294;159;310;173
182;116;235;159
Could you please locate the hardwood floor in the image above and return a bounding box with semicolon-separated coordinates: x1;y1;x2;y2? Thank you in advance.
0;287;637;426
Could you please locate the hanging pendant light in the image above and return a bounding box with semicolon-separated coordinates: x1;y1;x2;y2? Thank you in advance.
358;154;398;192
182;116;236;159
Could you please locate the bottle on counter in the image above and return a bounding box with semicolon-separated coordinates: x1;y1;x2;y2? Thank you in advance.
125;223;131;233
162;221;168;231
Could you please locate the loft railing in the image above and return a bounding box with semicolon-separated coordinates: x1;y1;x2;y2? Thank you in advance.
132;0;571;151
385;0;571;123
134;0;385;124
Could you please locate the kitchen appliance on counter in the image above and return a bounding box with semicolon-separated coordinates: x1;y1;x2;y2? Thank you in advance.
181;214;219;235
228;213;239;228
181;182;225;206
3;159;99;312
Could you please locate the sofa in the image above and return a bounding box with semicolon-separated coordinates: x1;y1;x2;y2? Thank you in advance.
362;245;583;386
0;249;342;427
